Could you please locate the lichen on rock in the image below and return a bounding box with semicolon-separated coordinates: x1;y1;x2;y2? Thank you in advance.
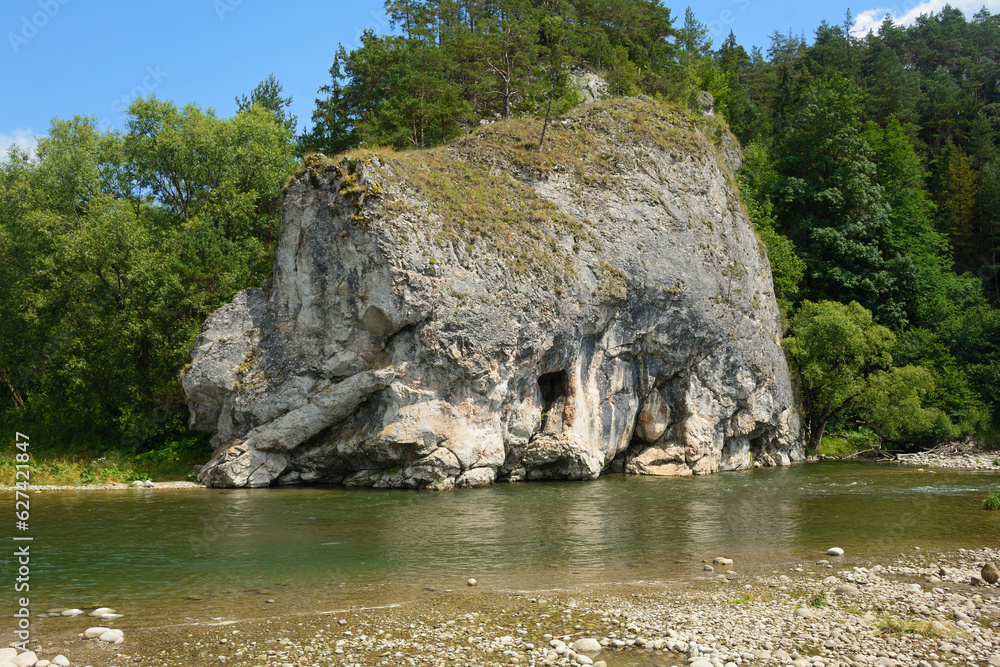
182;97;804;489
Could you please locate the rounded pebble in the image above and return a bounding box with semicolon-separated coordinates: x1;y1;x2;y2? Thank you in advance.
99;628;124;643
572;638;602;653
10;652;37;667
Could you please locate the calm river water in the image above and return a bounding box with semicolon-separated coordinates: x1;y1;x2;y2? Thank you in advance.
6;462;999;618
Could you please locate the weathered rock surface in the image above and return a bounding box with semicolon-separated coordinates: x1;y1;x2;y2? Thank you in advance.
570;65;609;105
184;97;803;488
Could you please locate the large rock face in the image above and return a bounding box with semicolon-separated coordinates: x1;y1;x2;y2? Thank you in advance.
183;98;804;489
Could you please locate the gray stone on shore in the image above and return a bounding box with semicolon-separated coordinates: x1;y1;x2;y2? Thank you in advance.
835;584;860;595
100;613;122;620
84;626;109;638
88;607;115;616
50;659;69;667
143;480;155;488
827;547;844;556
0;661;16;667
572;638;601;653
59;609;83;617
10;652;37;667
713;557;733;567
98;628;124;643
982;562;999;584
0;651;15;662
971;574;988;586
131;480;144;487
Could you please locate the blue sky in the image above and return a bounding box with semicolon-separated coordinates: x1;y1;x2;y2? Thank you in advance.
2;0;998;155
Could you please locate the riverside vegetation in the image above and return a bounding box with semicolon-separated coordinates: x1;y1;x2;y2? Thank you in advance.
3;2;1000;477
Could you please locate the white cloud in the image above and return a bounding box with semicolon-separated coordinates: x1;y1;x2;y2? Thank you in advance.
852;0;1000;36
0;128;38;160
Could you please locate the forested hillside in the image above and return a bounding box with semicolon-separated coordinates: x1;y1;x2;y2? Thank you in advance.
2;0;998;465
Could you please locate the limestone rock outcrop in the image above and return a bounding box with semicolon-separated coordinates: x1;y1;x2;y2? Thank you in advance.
183;97;804;488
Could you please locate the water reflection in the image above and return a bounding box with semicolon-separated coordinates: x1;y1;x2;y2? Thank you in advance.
9;463;998;609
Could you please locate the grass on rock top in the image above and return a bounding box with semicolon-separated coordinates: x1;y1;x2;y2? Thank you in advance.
312;97;724;290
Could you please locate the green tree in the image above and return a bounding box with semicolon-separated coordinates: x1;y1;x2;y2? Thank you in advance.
301;52;359;155
737;142;804;307
775;76;903;326
936;142;978;271
859;28;920;125
717;31;763;143
864;118;951;325
784;300;896;451
977;157;1000;298
236;73;297;134
0;99;296;451
480;0;542;120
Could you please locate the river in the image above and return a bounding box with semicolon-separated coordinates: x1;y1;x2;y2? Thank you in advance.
9;461;997;626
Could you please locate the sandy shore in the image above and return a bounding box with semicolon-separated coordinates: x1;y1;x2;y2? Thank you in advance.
17;546;1000;667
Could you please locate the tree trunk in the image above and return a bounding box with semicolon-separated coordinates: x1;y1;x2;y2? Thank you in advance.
538;95;553;152
807;419;828;452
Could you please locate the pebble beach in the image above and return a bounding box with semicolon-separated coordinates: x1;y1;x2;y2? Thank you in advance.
19;546;1000;667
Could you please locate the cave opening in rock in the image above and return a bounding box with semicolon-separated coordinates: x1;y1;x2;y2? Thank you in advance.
538;371;568;411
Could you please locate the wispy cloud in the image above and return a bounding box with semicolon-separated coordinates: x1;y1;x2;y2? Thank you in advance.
852;0;1000;36
0;128;38;159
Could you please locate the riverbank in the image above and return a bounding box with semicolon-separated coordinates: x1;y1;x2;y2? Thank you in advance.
0;436;209;487
16;546;1000;667
0;480;204;491
892;441;1000;471
2;440;996;492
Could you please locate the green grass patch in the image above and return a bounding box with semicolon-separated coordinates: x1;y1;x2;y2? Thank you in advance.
875;615;946;638
729;591;768;604
809;592;827;608
816;435;858;458
0;435;209;486
308;97;725;295
984;487;1000;510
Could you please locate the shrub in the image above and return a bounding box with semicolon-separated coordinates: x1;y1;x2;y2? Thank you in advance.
984;487;1000;510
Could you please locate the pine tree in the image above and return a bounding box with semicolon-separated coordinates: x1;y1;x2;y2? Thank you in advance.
936;143;978;271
